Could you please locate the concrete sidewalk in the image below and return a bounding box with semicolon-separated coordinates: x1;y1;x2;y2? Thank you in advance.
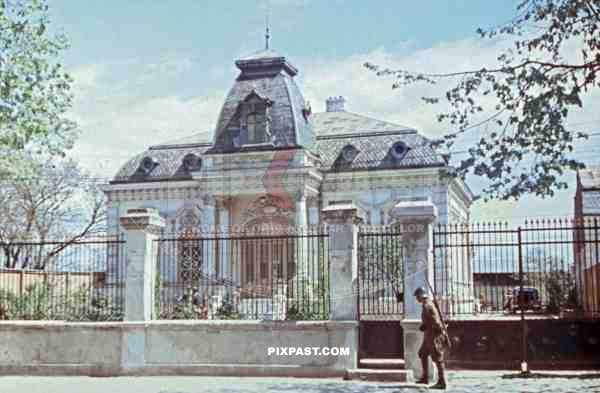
1;372;599;393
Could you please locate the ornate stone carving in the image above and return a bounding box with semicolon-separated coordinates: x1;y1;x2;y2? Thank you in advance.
239;194;293;228
106;183;202;203
169;206;203;233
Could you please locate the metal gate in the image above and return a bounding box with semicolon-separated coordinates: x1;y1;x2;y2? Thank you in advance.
357;226;404;359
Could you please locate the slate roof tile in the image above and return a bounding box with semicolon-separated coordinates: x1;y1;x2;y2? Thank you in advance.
112;110;445;181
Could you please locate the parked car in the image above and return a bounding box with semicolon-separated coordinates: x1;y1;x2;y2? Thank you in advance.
503;287;543;313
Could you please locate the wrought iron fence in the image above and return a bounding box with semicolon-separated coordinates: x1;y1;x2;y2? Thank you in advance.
433;217;600;318
358;226;404;320
0;236;126;321
154;230;329;320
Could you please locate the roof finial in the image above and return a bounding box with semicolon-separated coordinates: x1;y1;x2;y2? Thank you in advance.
264;8;271;50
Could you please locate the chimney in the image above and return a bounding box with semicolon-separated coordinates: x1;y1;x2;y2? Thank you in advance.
326;96;345;112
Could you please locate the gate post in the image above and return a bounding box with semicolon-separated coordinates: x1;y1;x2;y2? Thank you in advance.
321;203;364;372
120;208;165;321
322;203;364;321
392;198;438;382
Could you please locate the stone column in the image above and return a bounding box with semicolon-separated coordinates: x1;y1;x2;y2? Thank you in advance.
201;197;217;315
321;203;363;321
211;197;231;315
307;195;320;226
295;190;309;299
217;197;231;279
392;198;438;382
119;208;165;321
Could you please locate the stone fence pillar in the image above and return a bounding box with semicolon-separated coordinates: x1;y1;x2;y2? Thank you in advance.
321;203;363;372
120;208;165;321
392;198;438;382
321;203;363;321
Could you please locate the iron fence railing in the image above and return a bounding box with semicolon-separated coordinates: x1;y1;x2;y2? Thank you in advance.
358;226;404;320
154;230;329;320
433;217;600;318
0;236;126;321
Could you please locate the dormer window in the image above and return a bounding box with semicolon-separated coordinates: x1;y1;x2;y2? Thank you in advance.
333;144;360;169
390;141;410;162
246;112;267;144
134;156;158;177
182;153;202;172
341;144;359;162
234;92;271;146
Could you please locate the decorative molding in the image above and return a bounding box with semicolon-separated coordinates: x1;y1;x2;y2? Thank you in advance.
215;196;234;210
320;172;441;193
239;194;294;227
105;184;204;203
167;205;204;232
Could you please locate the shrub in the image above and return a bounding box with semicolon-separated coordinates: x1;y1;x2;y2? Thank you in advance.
215;298;241;320
0;282;123;321
285;301;326;321
545;271;575;314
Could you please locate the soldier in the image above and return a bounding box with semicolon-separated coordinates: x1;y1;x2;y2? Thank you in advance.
414;287;448;390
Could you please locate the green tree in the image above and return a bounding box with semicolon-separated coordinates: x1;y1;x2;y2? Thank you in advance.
0;0;77;177
366;0;600;200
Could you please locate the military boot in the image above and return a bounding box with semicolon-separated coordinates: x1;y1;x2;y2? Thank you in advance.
430;361;446;390
415;357;429;384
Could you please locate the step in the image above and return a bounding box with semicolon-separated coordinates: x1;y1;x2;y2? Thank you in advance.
344;368;412;382
359;358;405;370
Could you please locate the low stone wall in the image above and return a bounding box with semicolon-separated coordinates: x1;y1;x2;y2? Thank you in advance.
0;320;358;377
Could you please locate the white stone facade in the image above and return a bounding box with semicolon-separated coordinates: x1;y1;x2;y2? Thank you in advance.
103;50;474;317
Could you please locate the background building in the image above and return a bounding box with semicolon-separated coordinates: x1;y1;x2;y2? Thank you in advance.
574;166;600;315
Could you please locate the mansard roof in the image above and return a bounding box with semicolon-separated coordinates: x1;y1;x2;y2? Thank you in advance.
112;110;446;182
112;142;211;182
208;51;313;152
311;111;415;136
110;46;449;182
312;111;446;171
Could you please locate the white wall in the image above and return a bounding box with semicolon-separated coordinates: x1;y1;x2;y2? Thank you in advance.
105;168;474;314
0;321;357;377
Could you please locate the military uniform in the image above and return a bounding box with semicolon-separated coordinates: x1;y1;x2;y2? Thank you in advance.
418;299;447;362
413;290;449;390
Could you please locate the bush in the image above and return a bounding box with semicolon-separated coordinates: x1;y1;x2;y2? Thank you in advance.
8;283;53;320
0;282;123;321
160;301;197;320
285;302;323;320
215;298;241;320
285;281;328;321
545;271;575;314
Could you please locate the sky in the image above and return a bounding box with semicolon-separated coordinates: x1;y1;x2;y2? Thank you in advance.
47;0;600;223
